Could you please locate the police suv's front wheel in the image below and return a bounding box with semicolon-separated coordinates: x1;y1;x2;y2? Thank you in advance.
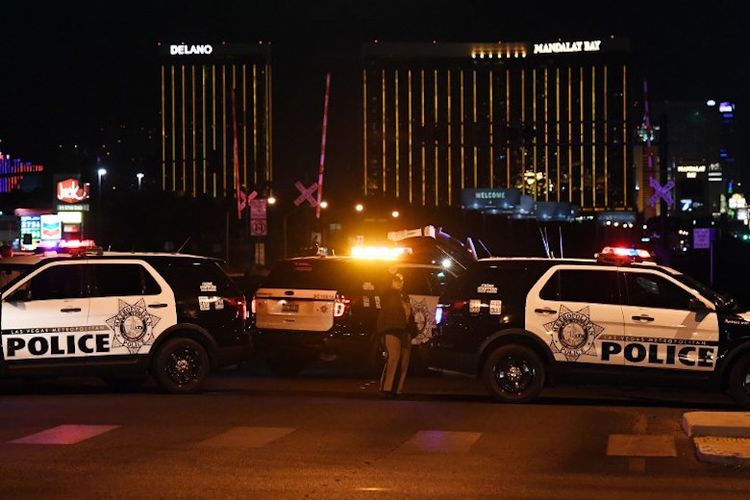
483;344;545;403
728;352;750;408
154;337;210;394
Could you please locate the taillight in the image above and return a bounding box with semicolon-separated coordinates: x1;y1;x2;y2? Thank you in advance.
251;296;257;315
225;297;248;319
334;294;350;317
435;305;444;324
437;300;466;324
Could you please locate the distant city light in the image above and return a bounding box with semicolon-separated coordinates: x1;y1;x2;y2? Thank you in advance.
706;99;716;107
355;203;364;212
97;168;107;177
267;196;277;205
320;200;329;209
391;210;400;218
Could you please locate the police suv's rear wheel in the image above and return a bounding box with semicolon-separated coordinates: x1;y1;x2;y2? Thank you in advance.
728;352;750;408
154;338;210;394
483;344;545;403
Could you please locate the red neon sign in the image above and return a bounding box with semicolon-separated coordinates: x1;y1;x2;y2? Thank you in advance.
57;178;90;203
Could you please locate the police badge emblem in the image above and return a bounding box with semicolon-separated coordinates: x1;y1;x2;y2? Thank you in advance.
410;297;433;344
543;305;604;362
106;299;161;354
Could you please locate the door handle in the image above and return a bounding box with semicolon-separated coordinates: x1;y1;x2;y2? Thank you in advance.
534;308;557;315
632;315;655;322
148;303;169;309
60;307;81;313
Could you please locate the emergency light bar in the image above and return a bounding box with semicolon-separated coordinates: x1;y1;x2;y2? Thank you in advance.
597;246;655;264
387;225;437;242
351;246;411;260
601;246;652;259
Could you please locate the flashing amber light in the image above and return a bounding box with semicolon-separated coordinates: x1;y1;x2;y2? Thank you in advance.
351;246;409;260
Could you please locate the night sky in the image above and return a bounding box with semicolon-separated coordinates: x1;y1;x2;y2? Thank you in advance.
0;0;745;196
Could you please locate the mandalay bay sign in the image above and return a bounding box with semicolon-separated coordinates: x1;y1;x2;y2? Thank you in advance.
532;40;602;54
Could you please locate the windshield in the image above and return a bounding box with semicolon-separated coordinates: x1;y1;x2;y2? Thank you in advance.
263;259;391;292
670;272;736;311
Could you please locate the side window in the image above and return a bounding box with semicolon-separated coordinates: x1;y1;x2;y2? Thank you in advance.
14;264;85;301
157;261;240;300
428;269;453;296
625;272;694;310
540;269;621;305
90;264;161;297
397;268;433;296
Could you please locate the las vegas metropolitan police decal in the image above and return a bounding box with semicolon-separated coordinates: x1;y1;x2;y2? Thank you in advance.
106;299;161;354
544;305;604;361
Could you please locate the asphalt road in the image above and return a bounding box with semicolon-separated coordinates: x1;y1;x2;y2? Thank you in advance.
1;365;749;499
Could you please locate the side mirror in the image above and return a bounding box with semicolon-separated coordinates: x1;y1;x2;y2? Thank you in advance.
688;297;709;312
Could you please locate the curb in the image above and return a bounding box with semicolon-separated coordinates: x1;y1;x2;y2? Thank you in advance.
682;411;750;438
694;436;750;466
683;412;750;466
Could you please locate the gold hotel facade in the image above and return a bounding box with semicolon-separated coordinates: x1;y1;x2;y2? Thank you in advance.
362;39;634;211
159;42;272;198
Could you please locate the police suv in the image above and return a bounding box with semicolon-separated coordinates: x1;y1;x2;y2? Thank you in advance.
429;251;750;406
252;256;454;375
0;252;250;393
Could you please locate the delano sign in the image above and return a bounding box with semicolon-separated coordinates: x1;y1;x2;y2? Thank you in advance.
170;44;213;56
533;40;602;55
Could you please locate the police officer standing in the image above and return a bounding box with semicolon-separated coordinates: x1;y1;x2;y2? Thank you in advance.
377;272;414;398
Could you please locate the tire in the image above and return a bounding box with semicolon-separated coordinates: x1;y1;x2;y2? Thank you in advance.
728;352;750;408
482;344;545;403
266;353;306;377
153;337;210;394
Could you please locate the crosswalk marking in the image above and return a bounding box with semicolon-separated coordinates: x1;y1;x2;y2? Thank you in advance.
606;434;677;457
9;425;120;445
198;426;296;448
397;431;482;454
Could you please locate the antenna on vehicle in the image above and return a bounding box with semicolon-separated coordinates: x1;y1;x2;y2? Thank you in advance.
465;237;478;260
538;225;551;259
177;236;191;253
558;226;564;259
477;239;492;258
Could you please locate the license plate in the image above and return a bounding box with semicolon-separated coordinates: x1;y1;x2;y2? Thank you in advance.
281;302;300;313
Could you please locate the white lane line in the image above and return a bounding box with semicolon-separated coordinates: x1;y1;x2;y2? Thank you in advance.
397;430;482;454
198;426;295;448
606;434;677;457
10;425;120;445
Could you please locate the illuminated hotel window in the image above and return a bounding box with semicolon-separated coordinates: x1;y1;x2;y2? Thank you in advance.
159;42;272;198
362;40;633;211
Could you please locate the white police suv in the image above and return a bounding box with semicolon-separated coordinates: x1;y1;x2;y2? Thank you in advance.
0;252;250;393
252;256;455;375
429;251;750;406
